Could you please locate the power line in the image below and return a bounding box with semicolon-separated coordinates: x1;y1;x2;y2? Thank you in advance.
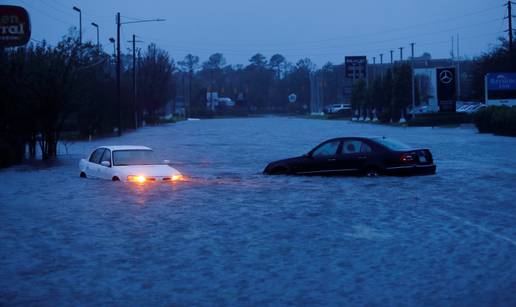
157;30;503;59
147;4;503;48
143;18;502;55
18;0;72;26
141;16;501;54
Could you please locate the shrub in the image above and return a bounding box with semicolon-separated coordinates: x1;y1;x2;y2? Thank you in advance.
407;112;472;126
473;106;516;136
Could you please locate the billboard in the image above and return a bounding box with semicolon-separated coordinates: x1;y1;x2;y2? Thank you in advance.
485;73;516;106
436;68;456;112
0;5;31;47
345;56;367;79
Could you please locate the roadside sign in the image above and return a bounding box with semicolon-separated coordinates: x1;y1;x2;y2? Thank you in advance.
345;56;367;79
0;5;31;48
485;73;516;106
288;93;297;103
436;68;456;112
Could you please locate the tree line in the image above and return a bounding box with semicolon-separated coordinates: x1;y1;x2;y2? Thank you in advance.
0;31;175;167
349;63;412;122
1;30;514;167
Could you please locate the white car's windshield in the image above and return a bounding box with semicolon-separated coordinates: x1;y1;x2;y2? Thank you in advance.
373;138;412;151
113;150;161;166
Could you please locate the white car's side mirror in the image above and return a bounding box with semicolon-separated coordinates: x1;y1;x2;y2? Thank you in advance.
101;161;111;167
163;160;171;164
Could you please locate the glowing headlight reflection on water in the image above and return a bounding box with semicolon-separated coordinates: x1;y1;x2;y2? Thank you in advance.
127;174;183;183
127;175;146;183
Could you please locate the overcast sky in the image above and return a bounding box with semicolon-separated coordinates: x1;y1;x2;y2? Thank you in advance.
5;0;507;66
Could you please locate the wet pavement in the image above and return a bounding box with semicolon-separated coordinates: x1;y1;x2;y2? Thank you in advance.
1;117;515;305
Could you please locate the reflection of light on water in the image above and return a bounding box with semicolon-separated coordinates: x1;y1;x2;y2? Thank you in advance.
182;175;270;189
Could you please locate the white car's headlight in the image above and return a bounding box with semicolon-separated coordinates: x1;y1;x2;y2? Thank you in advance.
127;175;146;183
171;175;183;181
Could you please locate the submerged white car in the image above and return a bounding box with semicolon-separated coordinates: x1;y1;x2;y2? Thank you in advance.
79;145;183;183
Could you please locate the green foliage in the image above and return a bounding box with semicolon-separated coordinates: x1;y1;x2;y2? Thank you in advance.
1;34;176;167
349;64;411;122
391;63;412;116
350;79;367;110
407;112;471;126
138;44;176;119
474;106;516;136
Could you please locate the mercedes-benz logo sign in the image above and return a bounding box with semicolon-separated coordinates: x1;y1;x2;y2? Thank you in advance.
439;70;453;84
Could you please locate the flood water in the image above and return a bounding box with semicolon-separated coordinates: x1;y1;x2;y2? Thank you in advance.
1;117;515;305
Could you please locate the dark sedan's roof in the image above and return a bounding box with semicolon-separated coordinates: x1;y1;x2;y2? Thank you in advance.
322;136;421;151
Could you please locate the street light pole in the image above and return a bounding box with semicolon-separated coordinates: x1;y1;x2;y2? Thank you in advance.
109;37;115;57
72;6;81;44
115;12;165;137
91;22;99;50
410;42;416;118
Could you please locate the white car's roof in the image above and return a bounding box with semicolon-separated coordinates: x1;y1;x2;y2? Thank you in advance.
99;145;152;151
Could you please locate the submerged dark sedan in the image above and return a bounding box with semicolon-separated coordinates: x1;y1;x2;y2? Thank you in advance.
263;137;436;176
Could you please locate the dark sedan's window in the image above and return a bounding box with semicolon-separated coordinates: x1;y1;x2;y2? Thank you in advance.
312;141;340;157
361;143;372;153
342;140;361;154
373;138;411;151
89;148;105;164
341;141;373;154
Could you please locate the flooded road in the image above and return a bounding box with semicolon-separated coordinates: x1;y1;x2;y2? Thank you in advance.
1;117;515;305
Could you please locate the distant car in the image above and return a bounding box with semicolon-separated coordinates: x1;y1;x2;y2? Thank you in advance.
263;137;436;176
79;145;183;182
466;104;486;113
457;103;486;113
408;105;430;115
456;105;469;112
325;103;352;114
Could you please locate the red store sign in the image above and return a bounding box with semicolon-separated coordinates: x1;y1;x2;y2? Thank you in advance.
0;5;31;47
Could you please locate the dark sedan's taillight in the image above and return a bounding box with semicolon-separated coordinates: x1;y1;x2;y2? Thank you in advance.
400;153;415;163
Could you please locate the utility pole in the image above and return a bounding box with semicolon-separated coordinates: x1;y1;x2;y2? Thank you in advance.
390;50;394;64
131;34;137;129
399;47;404;61
73;6;82;44
451;36;454;59
456;34;461;100
373;57;376;80
379;53;384;79
115;12;164;136
335;64;339;104
128;34;143;129
506;0;514;50
116;12;121;136
410;43;415;117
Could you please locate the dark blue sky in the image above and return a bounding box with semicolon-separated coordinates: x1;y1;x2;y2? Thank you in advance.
6;0;506;66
